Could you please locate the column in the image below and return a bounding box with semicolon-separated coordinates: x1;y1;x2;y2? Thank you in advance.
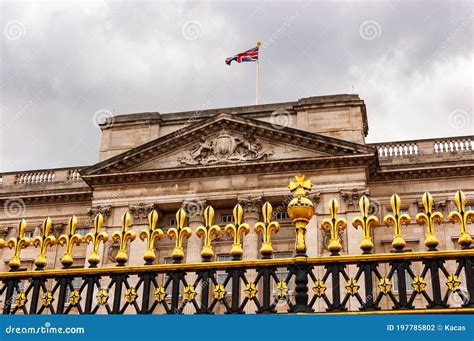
239;195;262;314
342;195;365;311
184;206;205;314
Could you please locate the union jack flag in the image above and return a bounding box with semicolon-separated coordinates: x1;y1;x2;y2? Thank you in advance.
225;45;259;65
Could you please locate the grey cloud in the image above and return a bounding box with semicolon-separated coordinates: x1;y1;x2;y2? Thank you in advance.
0;0;472;171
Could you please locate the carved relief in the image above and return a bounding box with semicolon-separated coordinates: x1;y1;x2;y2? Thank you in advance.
129;203;157;220
340;189;370;210
321;228;345;252
179;130;274;165
87;205;112;226
106;239;120;263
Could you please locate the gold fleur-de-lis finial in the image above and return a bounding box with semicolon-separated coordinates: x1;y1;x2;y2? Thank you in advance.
288;175;313;197
85;213;109;267
33;217;57;269
321;198;347;255
351;196;380;253
112;211;136;265
196;205;221;261
140;209;164;264
383;194;411;252
254;202;280;258
58;215;82;267
448;190;474;249
416;192;444;250
7;219;31;269
167;208;192;262
224;204;250;260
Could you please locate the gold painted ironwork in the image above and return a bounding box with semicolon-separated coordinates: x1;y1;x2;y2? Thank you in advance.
416;192;444;249
412;276;426;293
383;194;411;251
7;219;31;269
69;290;81;305
58;216;83;267
124;287;138;303
448;190;474;248
288;175;314;255
16;291;26;307
224;204;250;259
41;291;54;306
33;217;57;268
312;279;326;297
244;282;258;299
85;214;109;266
213;284;226;300
446;274;461;292
378;277;392;295
139;209;164;263
254;202;280;257
321;199;347;254
276;281;288;298
352;195;380;253
345;278;359;296
183;285;196;301
112;212;136;264
196;206;221;260
154;287;167;302
96;288;108;305
168;208;192;261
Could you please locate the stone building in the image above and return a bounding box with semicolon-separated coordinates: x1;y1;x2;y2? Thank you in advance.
0;94;472;312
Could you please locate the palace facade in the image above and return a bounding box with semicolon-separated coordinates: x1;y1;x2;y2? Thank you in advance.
0;94;473;313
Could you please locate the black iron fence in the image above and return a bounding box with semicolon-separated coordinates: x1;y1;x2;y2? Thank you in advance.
0;176;473;314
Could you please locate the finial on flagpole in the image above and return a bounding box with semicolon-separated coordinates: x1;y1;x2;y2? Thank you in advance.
256;40;261;105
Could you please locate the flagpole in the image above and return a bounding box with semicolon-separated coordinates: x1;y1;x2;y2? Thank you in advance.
256;40;261;105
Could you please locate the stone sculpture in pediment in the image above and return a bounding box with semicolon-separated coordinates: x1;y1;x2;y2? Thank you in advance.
179;129;274;166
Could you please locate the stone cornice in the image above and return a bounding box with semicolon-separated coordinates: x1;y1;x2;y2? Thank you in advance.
83;154;375;186
368;161;474;182
0;190;92;205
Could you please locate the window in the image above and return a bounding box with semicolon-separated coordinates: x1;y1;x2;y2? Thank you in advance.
12;281;25;306
169;218;177;227
273;252;293;293
392;265;413;293
75;228;89;236
24;231;34;238
163;258;174;296
275;212;290;221
399;209;409;215
221;214;234;224
217;255;232;292
65;277;83;304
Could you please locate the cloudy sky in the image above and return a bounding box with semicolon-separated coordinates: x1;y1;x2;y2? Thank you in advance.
0;0;472;172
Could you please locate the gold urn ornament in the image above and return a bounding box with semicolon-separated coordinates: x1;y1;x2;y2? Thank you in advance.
287;175;314;257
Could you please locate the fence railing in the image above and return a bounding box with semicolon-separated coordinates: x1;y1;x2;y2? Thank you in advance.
0;176;473;314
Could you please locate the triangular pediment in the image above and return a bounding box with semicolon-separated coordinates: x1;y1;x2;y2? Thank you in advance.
81;113;375;184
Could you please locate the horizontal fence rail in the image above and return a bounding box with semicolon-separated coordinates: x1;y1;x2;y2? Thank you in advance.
0;175;473;314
